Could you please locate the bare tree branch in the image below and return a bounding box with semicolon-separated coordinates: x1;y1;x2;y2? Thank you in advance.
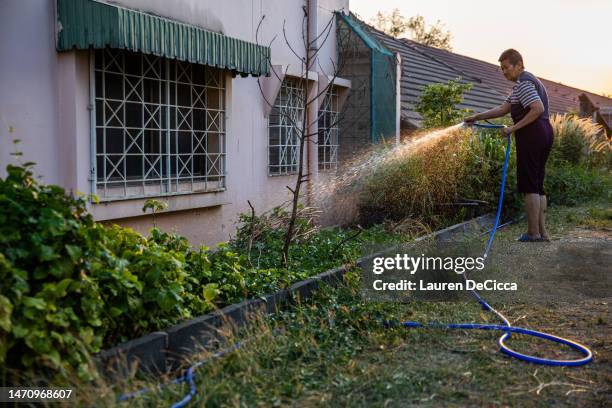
331;225;363;256
282;20;305;65
308;14;335;63
309;13;335;48
254;7;360;267
306;58;339;108
246;200;256;264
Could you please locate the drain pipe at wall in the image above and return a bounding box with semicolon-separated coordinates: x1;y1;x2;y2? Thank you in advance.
305;0;318;207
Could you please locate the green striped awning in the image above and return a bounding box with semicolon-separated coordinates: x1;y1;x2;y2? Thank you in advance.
56;0;270;77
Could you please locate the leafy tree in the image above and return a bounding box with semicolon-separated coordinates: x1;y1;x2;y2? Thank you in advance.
371;9;408;38
414;79;472;128
371;9;452;50
406;15;452;50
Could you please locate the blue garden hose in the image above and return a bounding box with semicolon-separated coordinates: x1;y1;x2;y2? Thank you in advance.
392;121;593;366
117;342;241;407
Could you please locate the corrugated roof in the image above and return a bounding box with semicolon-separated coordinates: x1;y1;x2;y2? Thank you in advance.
402;39;612;116
361;26;506;126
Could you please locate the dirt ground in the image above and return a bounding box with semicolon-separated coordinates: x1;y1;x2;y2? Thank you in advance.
481;225;611;407
318;204;612;407
402;207;612;407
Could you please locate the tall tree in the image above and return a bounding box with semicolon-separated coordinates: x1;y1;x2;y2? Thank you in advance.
371;9;452;50
371;9;407;38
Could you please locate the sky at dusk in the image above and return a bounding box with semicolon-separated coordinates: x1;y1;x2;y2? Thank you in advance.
350;0;612;96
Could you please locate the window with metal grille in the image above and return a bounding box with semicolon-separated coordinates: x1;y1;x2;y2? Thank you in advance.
268;78;305;175
318;87;339;170
93;49;225;201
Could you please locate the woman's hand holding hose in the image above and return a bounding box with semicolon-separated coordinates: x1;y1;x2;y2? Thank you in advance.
500;126;513;138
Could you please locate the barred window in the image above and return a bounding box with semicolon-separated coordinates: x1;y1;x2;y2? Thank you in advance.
268;78;305;175
318;87;339;170
93;49;225;200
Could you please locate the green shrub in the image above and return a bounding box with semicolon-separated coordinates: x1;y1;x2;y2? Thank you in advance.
0;163;243;380
545;164;611;206
459;131;520;211
544;114;611;206
92;226;197;346
0;163;105;380
414;79;472;128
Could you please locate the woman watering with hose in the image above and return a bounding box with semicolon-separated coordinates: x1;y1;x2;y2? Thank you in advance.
465;49;554;242
396;50;592;367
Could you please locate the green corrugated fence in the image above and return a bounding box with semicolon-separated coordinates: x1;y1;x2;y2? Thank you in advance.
337;12;396;143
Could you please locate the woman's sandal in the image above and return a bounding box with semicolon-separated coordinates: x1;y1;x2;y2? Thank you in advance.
517;233;542;242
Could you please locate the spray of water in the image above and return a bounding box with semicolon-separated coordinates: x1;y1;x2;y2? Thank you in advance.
313;123;467;226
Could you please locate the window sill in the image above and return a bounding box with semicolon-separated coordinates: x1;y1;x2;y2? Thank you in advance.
267;172;298;177
89;189;230;221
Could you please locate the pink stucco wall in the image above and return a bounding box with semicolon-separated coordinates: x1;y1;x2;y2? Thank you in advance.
0;0;350;247
0;1;61;184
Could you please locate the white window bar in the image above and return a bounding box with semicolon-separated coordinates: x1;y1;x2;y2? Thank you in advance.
318;86;339;170
93;49;226;201
268;78;305;175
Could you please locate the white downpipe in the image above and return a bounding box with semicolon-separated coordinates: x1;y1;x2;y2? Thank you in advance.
306;0;318;205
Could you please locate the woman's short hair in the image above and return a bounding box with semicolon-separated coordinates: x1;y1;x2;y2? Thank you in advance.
498;49;523;66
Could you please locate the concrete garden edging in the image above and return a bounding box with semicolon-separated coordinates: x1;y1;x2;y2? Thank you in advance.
97;265;351;375
97;213;496;375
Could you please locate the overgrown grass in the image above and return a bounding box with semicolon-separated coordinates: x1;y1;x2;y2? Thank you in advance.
549;113;611;168
360;114;611;227
561;204;612;231
582;207;612;230
359;127;519;226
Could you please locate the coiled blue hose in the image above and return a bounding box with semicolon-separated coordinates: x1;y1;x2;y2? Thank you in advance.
393;122;593;366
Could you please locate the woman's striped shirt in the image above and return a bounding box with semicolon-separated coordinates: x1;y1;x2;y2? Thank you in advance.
505;71;550;119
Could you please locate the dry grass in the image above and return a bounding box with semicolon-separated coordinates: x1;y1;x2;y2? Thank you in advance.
550;113;611;167
358;126;505;226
